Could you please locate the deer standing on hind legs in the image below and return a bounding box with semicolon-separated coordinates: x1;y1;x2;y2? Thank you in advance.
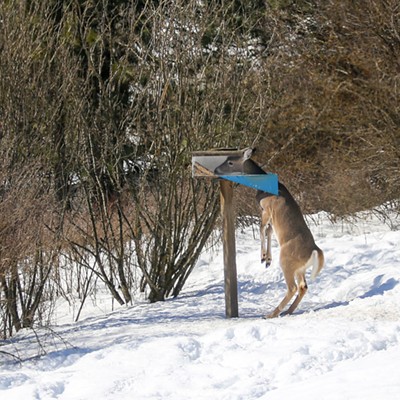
214;148;324;318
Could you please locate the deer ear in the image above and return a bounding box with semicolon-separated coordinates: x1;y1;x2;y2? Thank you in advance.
243;148;253;160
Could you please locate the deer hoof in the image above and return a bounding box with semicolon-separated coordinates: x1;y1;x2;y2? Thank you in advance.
261;256;272;267
263;308;281;319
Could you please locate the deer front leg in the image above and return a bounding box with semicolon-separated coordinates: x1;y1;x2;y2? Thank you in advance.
265;224;272;267
260;212;272;266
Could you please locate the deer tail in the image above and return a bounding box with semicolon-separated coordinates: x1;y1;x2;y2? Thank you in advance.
310;249;324;280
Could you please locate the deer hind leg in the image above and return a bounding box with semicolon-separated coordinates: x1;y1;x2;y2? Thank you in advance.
265;267;297;318
285;271;308;315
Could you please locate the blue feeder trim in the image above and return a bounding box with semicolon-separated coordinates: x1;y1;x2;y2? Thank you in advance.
219;173;279;195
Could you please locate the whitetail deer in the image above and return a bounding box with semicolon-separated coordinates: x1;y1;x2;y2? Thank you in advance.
215;148;324;318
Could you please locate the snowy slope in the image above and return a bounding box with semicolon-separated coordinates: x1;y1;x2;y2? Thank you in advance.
1;210;400;400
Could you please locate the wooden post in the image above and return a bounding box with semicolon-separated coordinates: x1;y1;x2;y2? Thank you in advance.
220;179;239;318
192;148;278;318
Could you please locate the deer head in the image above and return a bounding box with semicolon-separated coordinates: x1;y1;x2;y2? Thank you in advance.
214;148;266;176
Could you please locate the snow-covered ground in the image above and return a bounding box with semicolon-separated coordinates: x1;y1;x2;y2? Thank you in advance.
1;209;400;399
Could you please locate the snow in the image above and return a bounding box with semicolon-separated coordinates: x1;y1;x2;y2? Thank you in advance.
1;209;400;399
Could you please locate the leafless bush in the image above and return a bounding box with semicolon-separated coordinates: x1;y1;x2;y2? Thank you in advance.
1;0;399;338
247;0;400;217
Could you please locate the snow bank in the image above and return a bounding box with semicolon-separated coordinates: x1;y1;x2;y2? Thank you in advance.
1;211;400;399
